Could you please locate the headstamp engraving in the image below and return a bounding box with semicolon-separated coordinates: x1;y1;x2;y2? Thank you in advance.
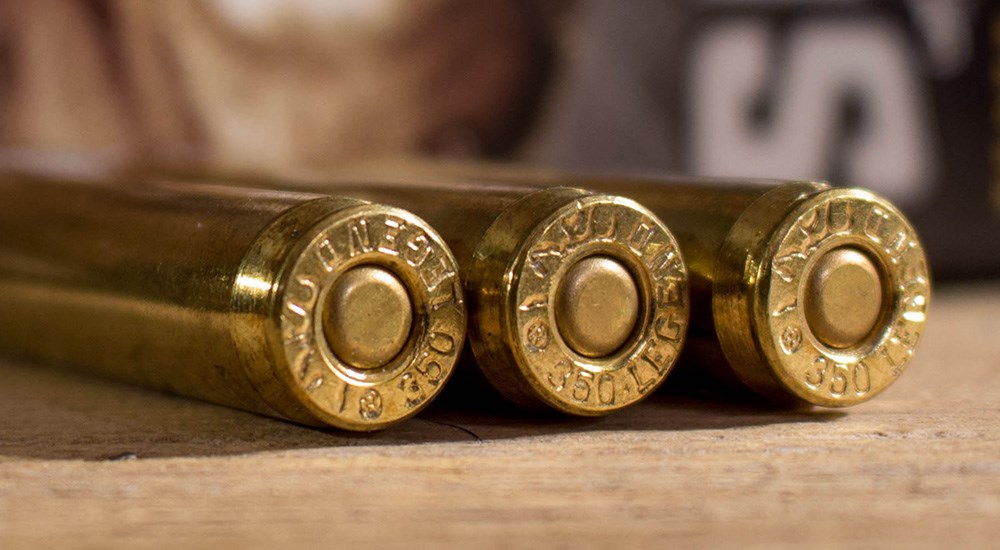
359;389;383;419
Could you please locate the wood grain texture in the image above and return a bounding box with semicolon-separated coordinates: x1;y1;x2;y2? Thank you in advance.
1;283;998;548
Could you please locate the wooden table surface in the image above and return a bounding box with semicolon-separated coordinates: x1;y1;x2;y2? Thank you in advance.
0;283;997;548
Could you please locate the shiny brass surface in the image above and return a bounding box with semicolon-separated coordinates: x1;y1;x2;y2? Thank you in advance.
318;163;930;408
219;176;690;416
0;173;466;430
555;255;640;358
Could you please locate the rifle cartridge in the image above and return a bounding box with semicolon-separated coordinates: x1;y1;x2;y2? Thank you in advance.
0;174;466;430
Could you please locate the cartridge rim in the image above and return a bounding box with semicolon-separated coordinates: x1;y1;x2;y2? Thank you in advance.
472;190;689;415
252;203;465;430
717;186;930;407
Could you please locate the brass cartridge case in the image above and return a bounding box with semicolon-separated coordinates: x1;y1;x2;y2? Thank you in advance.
0;173;466;430
336;165;930;408
220;175;691;416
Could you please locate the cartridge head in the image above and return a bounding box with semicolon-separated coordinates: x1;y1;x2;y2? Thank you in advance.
715;185;930;407
468;189;689;415
234;200;466;430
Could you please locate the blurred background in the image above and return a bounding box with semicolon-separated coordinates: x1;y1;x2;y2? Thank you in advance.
0;0;996;279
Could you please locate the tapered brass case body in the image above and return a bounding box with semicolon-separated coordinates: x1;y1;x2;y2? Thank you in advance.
373;167;930;407
243;178;691;415
0;174;465;430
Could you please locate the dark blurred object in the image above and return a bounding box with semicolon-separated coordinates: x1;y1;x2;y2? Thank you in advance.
530;0;999;279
